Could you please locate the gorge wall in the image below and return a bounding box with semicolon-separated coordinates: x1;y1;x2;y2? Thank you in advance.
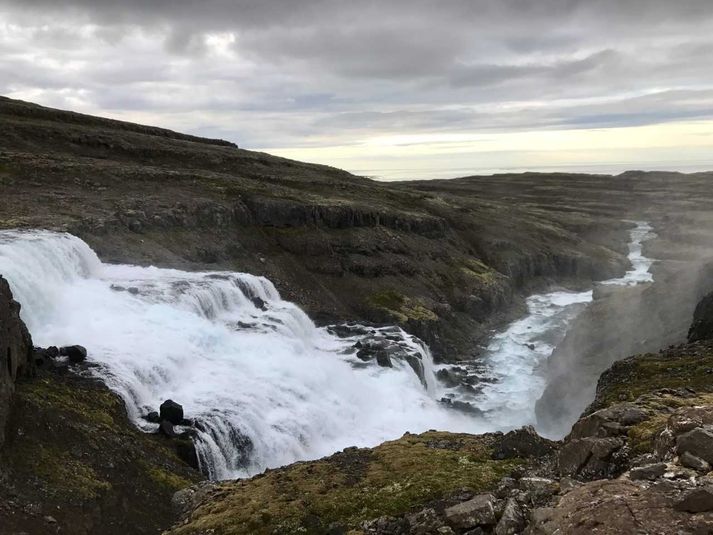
0;275;33;447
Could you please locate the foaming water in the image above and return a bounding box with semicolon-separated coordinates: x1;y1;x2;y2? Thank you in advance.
0;222;655;479
0;230;478;479
438;221;656;429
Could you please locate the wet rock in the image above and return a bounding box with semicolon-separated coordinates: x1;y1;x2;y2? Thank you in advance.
160;399;184;425
675;486;713;513
494;498;525;535
444;493;496;529
59;344;87;363
629;462;667;481
251;296;267;310
375;350;392;368
435;368;462;388
492;426;556;459
680;451;711;473
439;397;484;416
558;437;625;479
676;426;713;465
159;420;179;438
175;437;199;469
143;411;161;424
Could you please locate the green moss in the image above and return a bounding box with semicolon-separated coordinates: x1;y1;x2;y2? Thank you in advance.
627;413;670;454
19;443;111;501
21;377;119;428
143;462;193;492
168;432;521;535
367;290;438;323
597;350;713;409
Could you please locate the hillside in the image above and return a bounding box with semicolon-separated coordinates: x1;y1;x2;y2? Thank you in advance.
0;96;688;363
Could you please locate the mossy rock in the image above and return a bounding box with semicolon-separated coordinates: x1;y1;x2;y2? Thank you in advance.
0;371;202;534
166;431;522;535
592;341;713;412
367;290;438;323
588;341;713;454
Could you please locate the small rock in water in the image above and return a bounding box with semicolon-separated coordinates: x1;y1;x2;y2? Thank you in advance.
251;296;267;310
160;399;184;425
143;411;161;424
59;344;87;363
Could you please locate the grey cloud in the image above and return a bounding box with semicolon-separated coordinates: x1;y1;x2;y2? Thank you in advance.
1;0;712;157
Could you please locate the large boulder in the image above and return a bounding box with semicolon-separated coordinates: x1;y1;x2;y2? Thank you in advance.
689;292;713;342
444;493;496;529
160;399;185;425
60;345;88;363
492;426;556;460
676;426;713;465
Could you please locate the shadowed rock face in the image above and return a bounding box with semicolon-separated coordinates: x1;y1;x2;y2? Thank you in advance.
0;276;33;447
689;292;713;343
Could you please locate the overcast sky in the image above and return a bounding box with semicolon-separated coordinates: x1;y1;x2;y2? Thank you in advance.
2;0;713;179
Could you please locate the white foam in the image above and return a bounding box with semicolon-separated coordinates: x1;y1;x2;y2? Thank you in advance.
0;221;655;479
0;230;478;480
438;221;655;429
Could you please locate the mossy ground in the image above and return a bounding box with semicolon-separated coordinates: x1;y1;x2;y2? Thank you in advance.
167;431;522;535
594;342;713;410
0;370;202;535
367;290;438;323
591;341;713;453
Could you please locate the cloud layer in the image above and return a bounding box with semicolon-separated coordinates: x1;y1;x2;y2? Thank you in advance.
1;0;713;178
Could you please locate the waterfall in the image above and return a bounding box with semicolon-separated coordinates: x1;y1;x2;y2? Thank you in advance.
0;230;477;480
0;222;656;479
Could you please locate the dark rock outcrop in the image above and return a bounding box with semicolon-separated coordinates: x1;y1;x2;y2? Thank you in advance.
0;276;33;447
160;399;184;425
689;291;713;342
59;344;88;363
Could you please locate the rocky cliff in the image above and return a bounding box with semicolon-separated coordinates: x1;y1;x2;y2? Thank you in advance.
0;276;33;448
166;292;713;535
0;280;202;534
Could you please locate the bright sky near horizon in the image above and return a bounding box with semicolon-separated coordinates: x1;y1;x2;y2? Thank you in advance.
2;0;713;180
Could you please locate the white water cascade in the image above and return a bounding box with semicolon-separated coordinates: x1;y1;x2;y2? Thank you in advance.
0;221;655;480
437;221;656;429
0;230;480;480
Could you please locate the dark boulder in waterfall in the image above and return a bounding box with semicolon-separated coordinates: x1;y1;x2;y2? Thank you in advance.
59;344;87;363
160;399;185;425
689;292;713;342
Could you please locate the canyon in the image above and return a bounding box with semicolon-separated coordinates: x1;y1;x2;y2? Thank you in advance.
2;96;713;534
